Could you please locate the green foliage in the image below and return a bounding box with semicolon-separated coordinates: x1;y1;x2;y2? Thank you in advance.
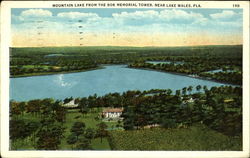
91;138;111;150
85;128;96;139
71;122;86;138
109;125;242;150
75;136;92;150
64;97;73;104
160;118;177;129
36;123;65;150
119;86;242;139
67;134;77;145
96;122;108;143
66;134;78;149
10;119;39;140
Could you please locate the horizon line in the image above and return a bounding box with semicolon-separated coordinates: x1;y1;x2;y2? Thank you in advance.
11;44;243;49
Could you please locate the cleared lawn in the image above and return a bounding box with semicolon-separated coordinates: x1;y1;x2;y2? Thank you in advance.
109;124;242;151
91;138;111;150
59;108;116;150
11;137;36;150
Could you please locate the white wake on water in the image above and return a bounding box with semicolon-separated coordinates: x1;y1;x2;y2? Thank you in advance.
55;74;72;87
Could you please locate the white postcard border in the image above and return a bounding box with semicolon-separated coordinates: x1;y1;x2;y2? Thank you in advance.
1;1;249;158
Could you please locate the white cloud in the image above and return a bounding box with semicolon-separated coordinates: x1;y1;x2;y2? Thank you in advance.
210;10;237;21
12;9;242;37
160;10;203;22
57;12;99;20
20;9;52;18
11;14;24;22
113;10;159;20
215;21;242;28
112;9;206;26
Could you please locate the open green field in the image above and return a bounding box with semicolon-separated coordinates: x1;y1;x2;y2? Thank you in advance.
109;125;242;151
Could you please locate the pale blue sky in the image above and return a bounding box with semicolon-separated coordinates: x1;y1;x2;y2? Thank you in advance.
11;8;243;47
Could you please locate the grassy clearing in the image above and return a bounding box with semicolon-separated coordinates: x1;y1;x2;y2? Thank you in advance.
59;108;115;150
109;124;242;151
91;138;111;150
22;65;50;69
11;137;36;150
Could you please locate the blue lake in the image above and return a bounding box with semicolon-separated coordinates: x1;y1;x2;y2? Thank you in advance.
207;69;236;73
10;65;229;101
146;61;184;65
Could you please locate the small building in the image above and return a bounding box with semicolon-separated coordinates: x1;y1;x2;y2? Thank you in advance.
102;108;123;119
182;97;195;104
187;97;194;103
62;99;78;108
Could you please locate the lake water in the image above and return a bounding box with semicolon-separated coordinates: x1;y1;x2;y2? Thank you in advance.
206;69;236;73
10;65;229;101
146;61;184;65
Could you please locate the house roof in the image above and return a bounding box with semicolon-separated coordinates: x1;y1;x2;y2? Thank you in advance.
102;108;123;113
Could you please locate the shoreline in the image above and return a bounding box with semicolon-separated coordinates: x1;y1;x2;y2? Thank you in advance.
10;64;129;78
10;64;239;86
127;66;239;86
10;66;104;78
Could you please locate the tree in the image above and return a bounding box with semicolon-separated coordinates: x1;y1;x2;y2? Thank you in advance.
116;120;123;129
10;119;26;140
54;106;66;123
96;122;108;143
40;116;55;130
26;99;41;116
67;134;78;149
122;106;135;130
36;124;65;150
166;89;172;96
182;87;187;96
203;85;208;91
75;136;92;150
64;97;73;104
160;118;177;129
19;102;26;115
79;98;89;116
10;101;22;117
71;122;86;139
40;98;54;116
196;85;202;92
51;100;61;114
175;90;181;96
187;86;193;95
84;128;96;140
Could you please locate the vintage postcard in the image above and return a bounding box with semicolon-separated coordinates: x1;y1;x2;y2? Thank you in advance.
0;1;249;158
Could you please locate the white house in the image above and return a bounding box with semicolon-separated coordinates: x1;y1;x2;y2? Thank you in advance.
62;99;79;108
102;108;123;119
181;97;195;105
